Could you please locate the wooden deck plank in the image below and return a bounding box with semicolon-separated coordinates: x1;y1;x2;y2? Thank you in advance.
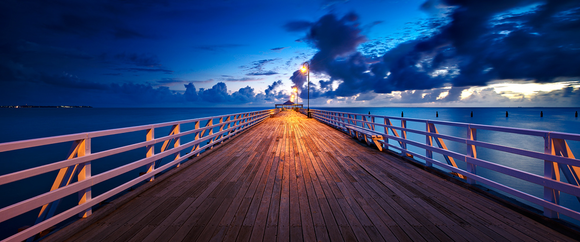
51;111;577;242
292;126;317;242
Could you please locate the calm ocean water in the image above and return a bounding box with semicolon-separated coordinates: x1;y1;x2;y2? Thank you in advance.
0;107;579;238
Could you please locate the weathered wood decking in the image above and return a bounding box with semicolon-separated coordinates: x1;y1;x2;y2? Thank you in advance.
48;111;575;241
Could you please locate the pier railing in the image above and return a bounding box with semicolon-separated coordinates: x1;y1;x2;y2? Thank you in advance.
304;108;580;222
0;109;277;242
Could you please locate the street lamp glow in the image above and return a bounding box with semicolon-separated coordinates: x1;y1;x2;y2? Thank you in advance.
300;65;308;73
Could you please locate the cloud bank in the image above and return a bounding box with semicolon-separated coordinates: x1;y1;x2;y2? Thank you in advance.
287;1;580;104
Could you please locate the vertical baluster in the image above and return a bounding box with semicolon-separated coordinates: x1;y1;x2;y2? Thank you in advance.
543;133;560;218
425;121;433;167
466;125;477;184
145;128;155;181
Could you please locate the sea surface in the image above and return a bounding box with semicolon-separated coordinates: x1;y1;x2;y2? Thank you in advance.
0;107;579;239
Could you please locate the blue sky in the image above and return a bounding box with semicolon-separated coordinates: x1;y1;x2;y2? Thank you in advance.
1;0;579;107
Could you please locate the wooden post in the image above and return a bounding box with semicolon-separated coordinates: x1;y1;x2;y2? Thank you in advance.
383;118;389;151
543;133;560;218
425;122;433;167
506;111;508;117
466;125;477;185
541;111;543;117
401;111;404;117
470;111;473;117
174;124;181;167
145;128;155;182
436;111;438;117
401;119;408;156
77;137;92;218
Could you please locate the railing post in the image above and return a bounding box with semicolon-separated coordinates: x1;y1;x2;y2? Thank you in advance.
401;119;408;156
466;125;477;185
191;121;201;156
384;118;389;151
174;124;181;167
145;127;155;182
544;133;560;218
207;119;215;149
425;121;433;167
77;136;92;217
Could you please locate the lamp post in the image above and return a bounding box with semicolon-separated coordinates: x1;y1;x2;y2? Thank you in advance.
301;62;310;118
293;87;298;106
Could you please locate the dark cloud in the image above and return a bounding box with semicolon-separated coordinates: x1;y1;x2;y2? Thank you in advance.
289;70;307;91
37;3;152;39
246;71;278;76
231;86;256;103
157;78;214;86
198;82;230;102
115;67;173;74
112;27;152;39
288;2;580;101
222;77;263;82
283;21;313;32
115;53;161;67
321;0;349;9
265;80;283;96
42;72;109;90
194;44;246;52
355;92;377;101
304;13;367;72
241;58;279;76
0;76;287;106
271;47;288;51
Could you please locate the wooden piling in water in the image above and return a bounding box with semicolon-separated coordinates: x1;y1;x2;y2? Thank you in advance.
436;111;438;117
401;111;404;117
541;111;543;117
506;111;508;117
471;111;473;117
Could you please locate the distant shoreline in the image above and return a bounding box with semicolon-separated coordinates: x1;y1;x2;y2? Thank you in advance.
0;105;92;108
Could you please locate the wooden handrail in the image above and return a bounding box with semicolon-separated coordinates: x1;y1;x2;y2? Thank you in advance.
306;108;580;222
0;109;278;242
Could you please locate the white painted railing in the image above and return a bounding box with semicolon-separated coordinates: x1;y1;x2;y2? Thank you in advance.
303;108;580;222
0;109;278;242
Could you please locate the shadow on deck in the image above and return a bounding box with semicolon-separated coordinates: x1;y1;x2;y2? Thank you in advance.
45;111;576;242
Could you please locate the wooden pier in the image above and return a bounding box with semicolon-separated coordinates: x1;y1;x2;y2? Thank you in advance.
43;111;577;241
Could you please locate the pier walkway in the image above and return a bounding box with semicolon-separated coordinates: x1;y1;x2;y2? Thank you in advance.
47;111;575;241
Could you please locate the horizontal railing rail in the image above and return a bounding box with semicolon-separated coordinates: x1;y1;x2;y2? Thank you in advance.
302;108;580;223
0;109;279;242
